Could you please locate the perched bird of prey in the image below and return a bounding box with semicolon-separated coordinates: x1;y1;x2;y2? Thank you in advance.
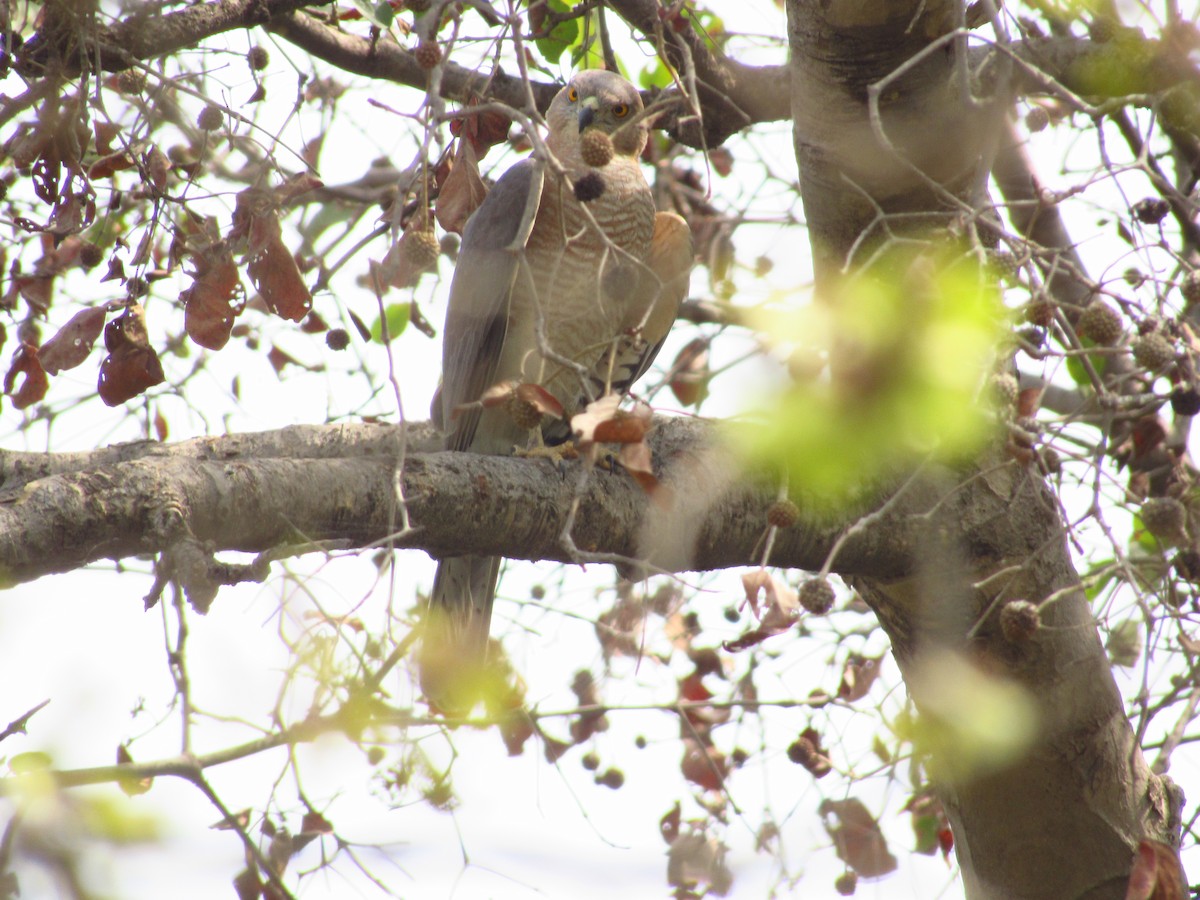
420;69;692;709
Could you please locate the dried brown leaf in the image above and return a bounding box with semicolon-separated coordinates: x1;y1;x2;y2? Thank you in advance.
819;797;897;879
98;304;165;406
435;139;488;235
39;306;107;374
4;344;48;409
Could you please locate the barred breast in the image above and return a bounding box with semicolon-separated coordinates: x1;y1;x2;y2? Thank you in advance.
518;155;657;409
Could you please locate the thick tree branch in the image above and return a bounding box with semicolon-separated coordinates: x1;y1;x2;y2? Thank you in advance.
0;418;948;589
265;8;562;114
17;0;327;75
604;0;788;146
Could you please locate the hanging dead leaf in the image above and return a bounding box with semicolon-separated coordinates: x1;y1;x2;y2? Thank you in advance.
1126;840;1186;900
837;654;884;703
572;394;652;445
660;802;681;844
180;221;243;350
39;306;107;374
568;670;608;743
97;304;165;406
229;182;318;322
666;831;733;896
819;798;898;879
435;138;488;235
680;738;729;791
448;100;511;156
299;810;332;836
708;147;734;178
4;344;48;409
669;337;710;407
266;827;294;876
740;569;799;629
144;145;169;195
232;867;261;900
1016;386;1043;419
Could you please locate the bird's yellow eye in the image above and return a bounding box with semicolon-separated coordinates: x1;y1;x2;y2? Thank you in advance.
612;103;629;118
567;87;579;102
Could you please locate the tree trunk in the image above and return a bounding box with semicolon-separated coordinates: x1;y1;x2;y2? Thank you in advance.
786;2;1182;897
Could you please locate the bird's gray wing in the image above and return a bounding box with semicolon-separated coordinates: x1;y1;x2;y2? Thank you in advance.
440;158;545;452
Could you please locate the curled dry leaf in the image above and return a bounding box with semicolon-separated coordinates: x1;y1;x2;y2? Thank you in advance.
435;138;488;235
98;304;165;406
819;797;898;879
619;439;658;493
514;382;565;419
572;394;652;445
725;570;800;652
1126;839;1186;900
669;337;710;407
568;670;609;744
39;306;107;374
180;218;243;350
680;738;729;792
448;99;511;156
230;179;321;322
4;344;48;409
679;671;730;730
499;707;535;757
297;809;333;840
452;380;564;420
144;145;170;195
660;802;682;845
666;830;733;896
837;654;884;703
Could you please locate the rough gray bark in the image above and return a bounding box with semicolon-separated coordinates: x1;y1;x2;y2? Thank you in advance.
788;2;1181;898
0;418;925;587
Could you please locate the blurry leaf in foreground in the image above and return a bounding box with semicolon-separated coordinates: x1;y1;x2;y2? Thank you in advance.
734;248;1001;506
115;744;153;796
906;650;1037;781
666;830;733;897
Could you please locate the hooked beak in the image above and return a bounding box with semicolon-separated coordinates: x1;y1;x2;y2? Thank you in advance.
578;98;598;133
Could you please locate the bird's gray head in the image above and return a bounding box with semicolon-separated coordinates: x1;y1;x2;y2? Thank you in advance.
546;70;647;159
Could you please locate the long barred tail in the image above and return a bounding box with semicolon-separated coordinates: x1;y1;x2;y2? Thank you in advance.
419;554;502;712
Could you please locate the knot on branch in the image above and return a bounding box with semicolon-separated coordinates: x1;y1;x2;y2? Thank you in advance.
146;538;271;614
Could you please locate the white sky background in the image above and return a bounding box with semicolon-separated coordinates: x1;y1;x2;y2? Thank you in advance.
1;1;1198;898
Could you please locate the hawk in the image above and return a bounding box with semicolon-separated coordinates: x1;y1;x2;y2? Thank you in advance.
421;70;693;708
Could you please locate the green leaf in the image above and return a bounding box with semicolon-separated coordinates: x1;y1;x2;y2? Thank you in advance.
371;303;410;343
1082;558;1117;602
1065;338;1108;386
1107;618;1141;667
349;0;395;28
535;0;580;64
639;59;674;90
731;247;1003;508
9;751;52;774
